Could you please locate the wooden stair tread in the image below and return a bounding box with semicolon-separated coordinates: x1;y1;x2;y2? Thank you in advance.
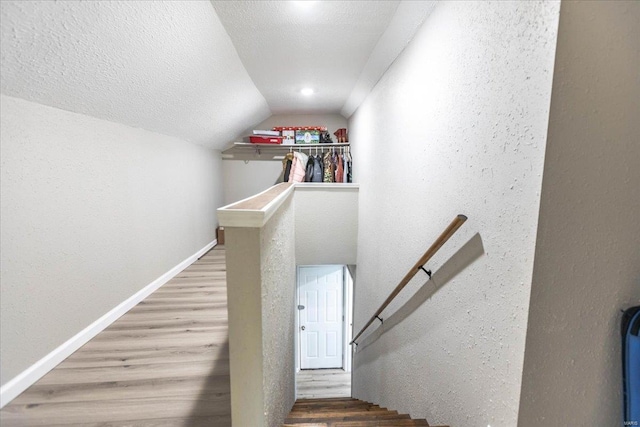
334;421;428;426
286;414;410;423
284;397;436;427
296;398;360;403
289;408;387;414
284;422;428;427
292;402;380;411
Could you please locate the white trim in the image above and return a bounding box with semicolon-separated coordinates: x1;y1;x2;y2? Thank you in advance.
294;183;359;190
217;209;266;228
217;183;284;211
217;183;358;228
0;239;217;409
217;184;296;228
261;184;296;224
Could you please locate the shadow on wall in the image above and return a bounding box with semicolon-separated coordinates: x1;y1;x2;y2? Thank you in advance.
357;233;485;352
189;340;232;426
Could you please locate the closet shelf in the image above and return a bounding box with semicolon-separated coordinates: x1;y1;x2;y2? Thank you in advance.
221;142;350;161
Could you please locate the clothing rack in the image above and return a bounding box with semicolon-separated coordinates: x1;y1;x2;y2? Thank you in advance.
287;144;351;155
221;142;350;162
281;143;353;184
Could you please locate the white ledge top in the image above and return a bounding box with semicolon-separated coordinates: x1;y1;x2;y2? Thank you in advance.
217;183;359;228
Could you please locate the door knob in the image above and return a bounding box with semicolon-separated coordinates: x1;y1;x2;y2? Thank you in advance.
301;326;305;331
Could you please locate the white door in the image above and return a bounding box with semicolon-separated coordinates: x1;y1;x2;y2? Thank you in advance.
298;266;344;369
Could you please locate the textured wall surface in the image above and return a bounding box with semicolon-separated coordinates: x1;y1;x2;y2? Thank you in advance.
260;196;296;427
225;226;264;426
0;95;222;385
348;2;559;426
223;194;296;427
0;1;270;148
341;1;437;118
295;187;358;266
222;114;348;205
518;2;640;426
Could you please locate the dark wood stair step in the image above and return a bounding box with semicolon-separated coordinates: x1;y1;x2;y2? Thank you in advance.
296;397;360;403
286;413;410;423
284;397;441;427
333;421;429;426
290;403;380;410
284;421;429;427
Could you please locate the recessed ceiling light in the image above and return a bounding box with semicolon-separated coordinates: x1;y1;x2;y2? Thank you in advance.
301;88;314;96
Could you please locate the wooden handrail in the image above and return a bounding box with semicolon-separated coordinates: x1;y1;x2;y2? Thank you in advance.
350;214;468;345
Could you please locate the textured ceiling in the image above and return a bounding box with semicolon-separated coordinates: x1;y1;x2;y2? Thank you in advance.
1;1;434;147
212;0;401;115
0;1;270;149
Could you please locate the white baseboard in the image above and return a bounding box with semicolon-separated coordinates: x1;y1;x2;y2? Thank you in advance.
0;239;217;408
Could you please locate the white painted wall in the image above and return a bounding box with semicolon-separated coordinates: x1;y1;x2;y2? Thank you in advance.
518;2;640;426
341;0;437;118
348;2;559;426
260;196;296;426
222;114;348;205
222;184;357;422
0;95;222;387
294;185;358;266
224;227;264;426
224;194;296;427
222;161;282;206
344;265;354;373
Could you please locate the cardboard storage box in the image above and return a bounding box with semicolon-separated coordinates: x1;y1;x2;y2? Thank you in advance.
295;129;320;144
282;129;295;145
249;135;283;144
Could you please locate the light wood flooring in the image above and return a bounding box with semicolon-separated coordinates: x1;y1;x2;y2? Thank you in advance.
0;246;231;427
297;369;351;399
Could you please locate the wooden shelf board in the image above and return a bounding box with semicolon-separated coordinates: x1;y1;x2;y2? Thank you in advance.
221;142;350;161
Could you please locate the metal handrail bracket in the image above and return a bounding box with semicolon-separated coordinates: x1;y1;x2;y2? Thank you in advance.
350;214;468;345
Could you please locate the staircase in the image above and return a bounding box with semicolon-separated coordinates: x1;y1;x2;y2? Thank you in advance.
283;397;446;426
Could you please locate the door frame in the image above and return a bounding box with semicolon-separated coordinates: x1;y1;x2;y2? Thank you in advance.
296;265;349;372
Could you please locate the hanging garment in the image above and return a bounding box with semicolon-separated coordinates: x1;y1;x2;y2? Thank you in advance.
323;151;334;183
336;153;344;183
283;153;294;182
304;155;315;182
345;149;353;183
287;154;297;183
332;153;338;182
342;154;349;183
288;151;308;183
312;154;323;182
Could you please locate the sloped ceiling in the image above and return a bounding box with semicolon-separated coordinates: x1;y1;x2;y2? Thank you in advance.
0;1;270;149
212;0;401;115
212;1;436;118
341;0;437;117
0;1;436;148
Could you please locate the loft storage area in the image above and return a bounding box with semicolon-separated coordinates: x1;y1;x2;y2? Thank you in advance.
247;126;347;145
222;142;351;161
222;125;350;162
2;0;637;426
222;121;354;204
